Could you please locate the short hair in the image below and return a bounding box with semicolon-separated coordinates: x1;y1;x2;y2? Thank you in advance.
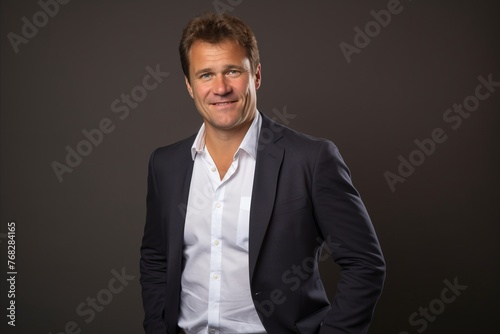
179;12;260;81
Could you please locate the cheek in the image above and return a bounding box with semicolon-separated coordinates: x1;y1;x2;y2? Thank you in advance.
238;82;252;96
192;87;208;101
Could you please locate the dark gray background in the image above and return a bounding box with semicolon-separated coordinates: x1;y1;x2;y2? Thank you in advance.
1;0;499;333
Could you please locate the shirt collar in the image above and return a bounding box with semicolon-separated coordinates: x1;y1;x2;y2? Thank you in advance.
191;110;262;161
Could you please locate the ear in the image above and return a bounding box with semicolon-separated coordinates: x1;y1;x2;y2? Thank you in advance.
185;76;194;98
254;63;262;90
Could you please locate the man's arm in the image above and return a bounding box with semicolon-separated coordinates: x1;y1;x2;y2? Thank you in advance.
140;150;168;333
312;141;386;334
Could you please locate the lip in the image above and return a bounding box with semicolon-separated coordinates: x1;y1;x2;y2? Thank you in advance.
209;100;238;106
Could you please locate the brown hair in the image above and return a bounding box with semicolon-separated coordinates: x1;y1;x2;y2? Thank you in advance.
179;12;260;82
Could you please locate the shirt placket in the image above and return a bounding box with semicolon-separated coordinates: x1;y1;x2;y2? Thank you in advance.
206;159;224;334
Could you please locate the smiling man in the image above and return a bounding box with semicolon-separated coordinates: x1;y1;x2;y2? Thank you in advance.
140;13;386;334
185;38;260;179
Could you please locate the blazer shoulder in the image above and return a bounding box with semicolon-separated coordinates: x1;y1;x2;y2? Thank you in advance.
148;134;197;173
261;112;338;151
284;126;336;146
273;121;340;155
150;133;196;160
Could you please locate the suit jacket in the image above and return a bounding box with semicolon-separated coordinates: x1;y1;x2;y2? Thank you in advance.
140;113;386;334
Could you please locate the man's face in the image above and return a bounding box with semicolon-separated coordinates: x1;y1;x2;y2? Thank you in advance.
185;39;261;133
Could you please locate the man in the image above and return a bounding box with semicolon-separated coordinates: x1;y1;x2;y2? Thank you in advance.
140;12;385;334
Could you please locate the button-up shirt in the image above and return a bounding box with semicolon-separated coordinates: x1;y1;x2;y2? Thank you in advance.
178;112;266;334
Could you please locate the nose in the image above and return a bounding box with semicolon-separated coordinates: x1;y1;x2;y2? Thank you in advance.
212;74;231;96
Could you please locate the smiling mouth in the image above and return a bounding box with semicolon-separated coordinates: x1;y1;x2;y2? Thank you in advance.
210;101;237;106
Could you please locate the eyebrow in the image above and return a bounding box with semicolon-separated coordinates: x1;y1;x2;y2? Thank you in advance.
194;64;248;77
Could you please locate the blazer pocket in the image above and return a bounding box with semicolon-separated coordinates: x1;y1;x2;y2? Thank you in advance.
295;305;331;334
272;194;307;217
236;197;251;250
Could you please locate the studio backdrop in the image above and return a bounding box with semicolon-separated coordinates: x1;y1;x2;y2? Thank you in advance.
1;1;499;333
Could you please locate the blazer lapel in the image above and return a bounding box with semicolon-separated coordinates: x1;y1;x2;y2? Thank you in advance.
168;157;194;253
248;114;284;281
166;136;196;281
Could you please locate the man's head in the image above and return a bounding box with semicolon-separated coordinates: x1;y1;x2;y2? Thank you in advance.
179;13;261;133
179;12;260;82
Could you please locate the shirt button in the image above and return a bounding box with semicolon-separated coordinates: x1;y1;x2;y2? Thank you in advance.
209;329;216;334
214;240;220;246
215;202;221;208
213;274;219;280
211;166;216;172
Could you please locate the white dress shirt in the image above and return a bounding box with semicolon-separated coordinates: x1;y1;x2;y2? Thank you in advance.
178;112;266;334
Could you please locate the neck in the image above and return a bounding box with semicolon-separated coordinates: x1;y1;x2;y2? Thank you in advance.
205;120;251;158
204;117;254;180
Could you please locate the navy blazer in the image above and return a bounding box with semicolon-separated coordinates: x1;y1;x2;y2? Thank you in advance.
140;113;386;334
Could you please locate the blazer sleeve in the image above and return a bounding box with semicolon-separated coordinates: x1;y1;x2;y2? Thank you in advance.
140;150;168;333
312;141;386;334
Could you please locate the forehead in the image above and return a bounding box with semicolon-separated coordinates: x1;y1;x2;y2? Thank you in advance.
188;39;249;69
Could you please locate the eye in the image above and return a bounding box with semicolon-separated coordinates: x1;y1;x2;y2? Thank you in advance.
200;73;212;80
226;69;241;77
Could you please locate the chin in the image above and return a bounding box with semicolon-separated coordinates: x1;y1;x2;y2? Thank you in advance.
211;117;246;130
